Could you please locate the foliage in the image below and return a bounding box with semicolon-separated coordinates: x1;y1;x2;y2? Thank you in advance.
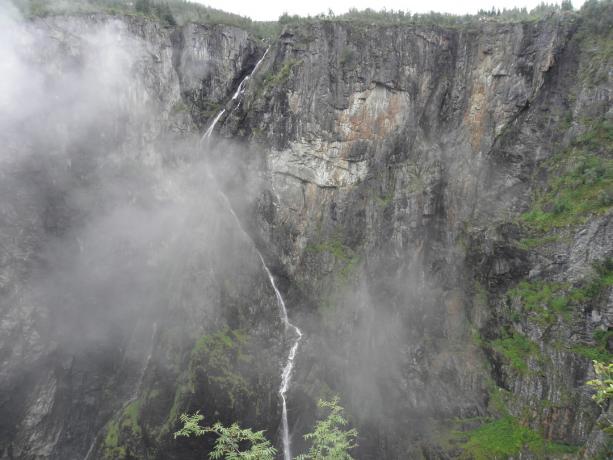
13;0;613;40
174;411;206;438
572;329;613;363
516;234;561;250
278;2;580;28
189;328;252;409
262;59;301;88
296;397;358;460
121;400;143;436
507;279;573;325
14;0;174;24
490;333;540;374
459;416;578;459
174;412;276;460
12;0;279;38
505;259;612;361
102;419;126;459
587;360;613;406
305;236;360;281
101;400;142;459
576;1;613;85
175;397;357;460
586;360;613;434
521;121;613;233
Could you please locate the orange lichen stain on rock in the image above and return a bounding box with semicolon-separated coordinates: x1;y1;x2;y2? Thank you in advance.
445;291;467;340
337;86;407;153
465;82;488;152
303;181;320;208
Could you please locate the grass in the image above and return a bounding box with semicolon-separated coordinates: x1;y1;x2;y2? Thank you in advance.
490;333;540;374
161;380;192;438
189;328;252;409
170;100;189;114
121;400;142;436
577;4;613;87
459;416;579;460
521;120;612;234
102;419;127;459
507;259;613;326
507;280;571;325
516;234;561;250
100;399;143;459
375;192;394;207
262;60;302;89
503;259;612;364
571;329;613;363
305;236;361;281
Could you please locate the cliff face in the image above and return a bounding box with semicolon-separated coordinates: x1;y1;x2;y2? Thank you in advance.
223;10;612;459
1;5;612;460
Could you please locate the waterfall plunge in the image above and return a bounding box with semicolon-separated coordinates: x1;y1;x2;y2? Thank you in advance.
201;48;302;460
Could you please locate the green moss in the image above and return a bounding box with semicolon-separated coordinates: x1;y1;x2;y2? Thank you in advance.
339;47;355;66
486;382;512;417
375;192;393;207
516;234;561;250
577;22;613;87
102;419;127;459
161;380;192;437
262;60;302;88
103;419;119;450
121;400;142;436
507;280;572;325
189;328;252;409
504;259;612;363
507;259;613;327
459;416;579;460
195;101;222;120
490;333;540;374
474;281;488;308
521;121;613;233
100;399;143;459
170;100;189;114
146;388;161;401
572;329;613;362
306;236;361;282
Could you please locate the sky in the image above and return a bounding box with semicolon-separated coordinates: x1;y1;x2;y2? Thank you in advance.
193;0;585;21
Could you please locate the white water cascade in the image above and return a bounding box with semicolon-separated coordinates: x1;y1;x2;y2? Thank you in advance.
201;48;303;460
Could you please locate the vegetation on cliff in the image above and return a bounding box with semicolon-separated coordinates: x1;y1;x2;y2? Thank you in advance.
174;397;358;460
587;360;613;434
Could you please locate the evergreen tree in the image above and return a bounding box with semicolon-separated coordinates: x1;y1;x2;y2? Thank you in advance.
134;0;151;15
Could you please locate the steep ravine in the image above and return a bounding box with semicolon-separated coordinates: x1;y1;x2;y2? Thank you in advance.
0;5;612;460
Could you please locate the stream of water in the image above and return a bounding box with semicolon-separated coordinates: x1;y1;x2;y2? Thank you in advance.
201;47;302;460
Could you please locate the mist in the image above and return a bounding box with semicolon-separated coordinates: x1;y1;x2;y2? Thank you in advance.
0;3;289;457
2;1;610;459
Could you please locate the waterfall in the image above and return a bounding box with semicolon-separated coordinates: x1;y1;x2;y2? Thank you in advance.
200;48;269;144
83;322;158;460
201;47;302;460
